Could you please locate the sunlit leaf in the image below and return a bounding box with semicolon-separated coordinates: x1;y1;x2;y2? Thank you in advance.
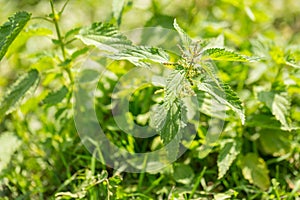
217;139;241;179
77;22;131;53
0;11;31;61
197;81;245;124
173;19;193;51
201;48;249;62
77;22;169;67
258;91;291;130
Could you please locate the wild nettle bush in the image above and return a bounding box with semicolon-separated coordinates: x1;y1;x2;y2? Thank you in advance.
0;0;299;199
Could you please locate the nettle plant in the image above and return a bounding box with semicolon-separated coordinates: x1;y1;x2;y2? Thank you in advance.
0;13;247;154
0;1;299;197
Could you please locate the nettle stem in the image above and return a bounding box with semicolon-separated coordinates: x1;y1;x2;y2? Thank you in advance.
50;0;66;59
50;0;74;85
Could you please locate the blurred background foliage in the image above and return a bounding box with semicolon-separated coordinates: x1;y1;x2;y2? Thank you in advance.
0;0;300;199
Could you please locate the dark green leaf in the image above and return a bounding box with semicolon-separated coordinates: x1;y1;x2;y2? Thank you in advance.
240;153;270;190
43;86;69;106
0;69;39;119
173;163;195;184
71;47;89;60
258;129;291;156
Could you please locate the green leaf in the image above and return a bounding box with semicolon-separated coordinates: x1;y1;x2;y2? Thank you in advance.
77;22;132;53
217;139;241;179
201;48;249;62
240;153;270;190
77;22;169;67
197;81;245;124
257;91;291;130
258;129;291;156
150;71;188;160
173;163;195;184
0;132;22;172
107;46;169;68
0;11;31;61
150;101;184;161
164;71;186;102
0;69;39;119
246;114;282;130
43;86;69;106
7;26;52;57
71;47;89;60
173;19;193;51
196;90;227;119
112;0;126;26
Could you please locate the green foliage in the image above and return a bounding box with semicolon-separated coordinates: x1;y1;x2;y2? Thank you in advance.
0;1;299;199
0;11;31;61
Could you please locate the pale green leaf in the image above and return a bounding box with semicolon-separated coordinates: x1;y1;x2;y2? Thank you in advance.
77;22;132;53
173;19;193;51
201;48;249;62
217;139;241;179
164;71;186;102
240;153;270;190
196;90;228;119
0;69;39;119
257;91;291;130
77;22;169;67
107;45;169;68
0;11;31;61
43;86;69;106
